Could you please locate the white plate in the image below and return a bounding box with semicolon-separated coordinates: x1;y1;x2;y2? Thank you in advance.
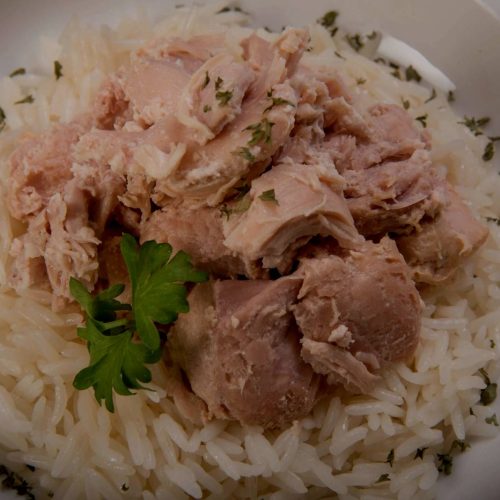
0;1;499;499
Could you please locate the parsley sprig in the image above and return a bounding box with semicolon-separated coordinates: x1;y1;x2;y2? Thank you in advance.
70;234;207;411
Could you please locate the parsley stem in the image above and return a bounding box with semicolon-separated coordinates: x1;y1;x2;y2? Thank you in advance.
100;318;130;331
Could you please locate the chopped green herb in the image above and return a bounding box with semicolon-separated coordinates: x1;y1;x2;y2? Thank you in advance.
405;65;422;82
318;10;339;28
486;217;500;225
0;465;35;500
202;71;210;89
0;107;5;133
245;118;275;146
14;95;34;105
258;189;279;205
391;68;402;80
345;33;364;52
264;90;295;112
414;447;428;460
486;414;499;426
367;31;378;40
425;88;437;103
490;339;496;348
233;146;256;162
217;5;247;14
459;116;490;136
9;67;26;78
374;57;387;65
483;142;495;162
489;136;500;142
216;90;233;106
356;77;367;85
447;90;455;103
375;473;390;483
437;453;453;475
401;98;410;110
203;104;212;113
121;483;130;492
215;76;223;90
479;368;497;405
416;114;428;128
334;51;346;60
219;195;251;220
54;60;63;80
70;234;207;412
386;449;395;467
450;440;470;453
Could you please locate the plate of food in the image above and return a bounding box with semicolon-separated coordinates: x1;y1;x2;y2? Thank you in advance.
0;0;499;499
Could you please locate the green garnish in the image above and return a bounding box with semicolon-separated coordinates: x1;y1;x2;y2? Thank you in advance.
9;68;26;78
245;118;275;146
345;33;364;52
203;104;212;113
486;414;499;426
486;217;500;225
0;465;34;500
405;65;422;82
367;31;378;40
54;60;63;80
334;51;346;60
490;339;496;348
215;76;224;90
416;114;428;128
425;88;437;103
202;71;210;89
386;449;394;467
389;63;401;80
14;95;34;105
459;116;490;136
0;107;5;133
217;5;247;14
479;368;497;405
414;447;428;460
356;77;367;85
258;189;279;205
70;234;207;412
216;90;233;106
318;10;338;28
401;98;410;110
450;440;470;453
264;89;295;112
437;453;453;475
233;146;256;162
483;142;495;162
375;474;390;483
448;90;455;103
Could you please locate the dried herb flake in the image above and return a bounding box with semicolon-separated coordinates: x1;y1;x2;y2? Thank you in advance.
258;189;279;205
14;95;34;105
9;67;26;78
54;60;63;80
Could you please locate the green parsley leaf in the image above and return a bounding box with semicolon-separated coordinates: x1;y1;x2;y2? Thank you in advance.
447;90;455;103
356;77;367;85
375;473;390;483
425;88;437;103
245;118;274;146
401;98;410;110
215;76;224;90
490;339;496;348
483;142;495;162
414;447;428;460
437;453;453;475
486;217;500;225
9;67;26;78
14;95;34;105
479;368;497;405
450;440;470;453
0;107;6;133
202;71;210;89
459;116;490;136
367;31;378;40
386;449;395;467
264;90;295;112
486;414;499;426
233;146;256;162
405;65;422;82
345;33;364;52
258;189;279;205
416;114;428;128
120;234;208;351
54;60;63;80
318;10;338;28
0;465;34;500
203;104;212;113
216;90;233;106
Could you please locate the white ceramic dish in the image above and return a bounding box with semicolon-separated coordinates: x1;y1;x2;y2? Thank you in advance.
0;0;499;498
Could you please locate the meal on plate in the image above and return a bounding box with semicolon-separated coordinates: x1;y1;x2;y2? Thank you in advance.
0;2;499;499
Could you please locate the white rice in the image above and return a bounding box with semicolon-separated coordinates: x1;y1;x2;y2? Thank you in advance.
0;2;499;499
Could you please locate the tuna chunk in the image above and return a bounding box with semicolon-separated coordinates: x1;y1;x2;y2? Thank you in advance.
294;237;422;392
7;119;91;221
168;278;320;429
141;204;262;278
397;186;489;284
224;160;361;270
